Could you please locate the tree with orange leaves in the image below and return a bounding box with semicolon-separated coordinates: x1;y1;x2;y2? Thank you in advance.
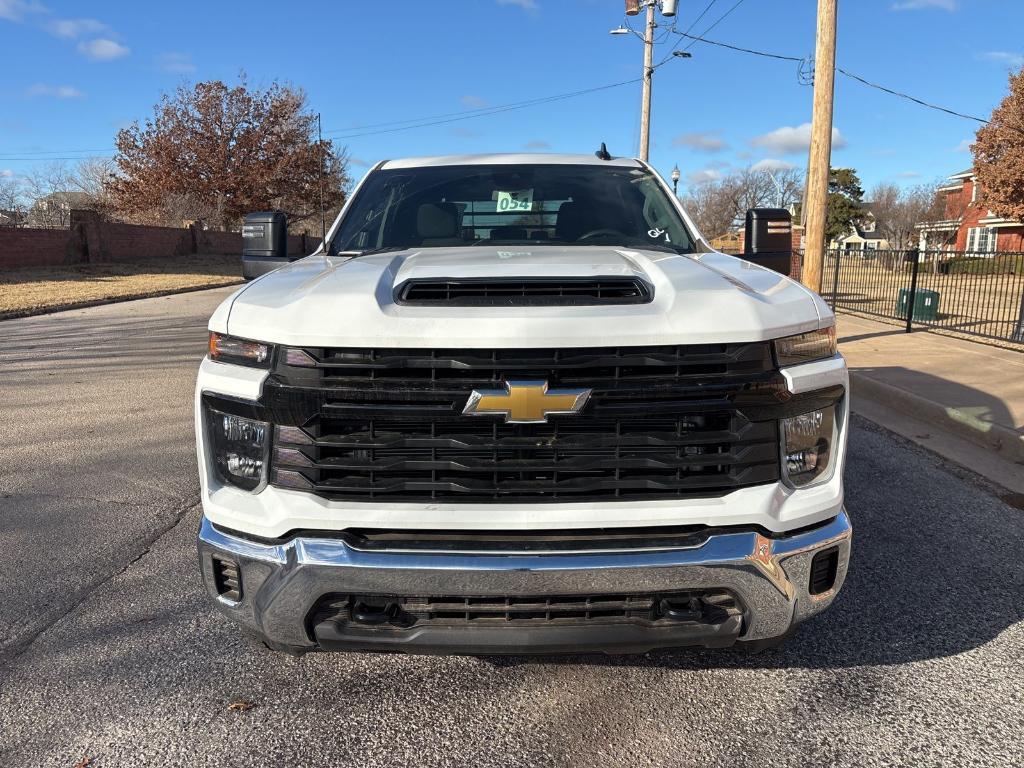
107;78;349;231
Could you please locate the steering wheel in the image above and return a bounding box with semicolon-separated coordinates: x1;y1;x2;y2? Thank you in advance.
575;228;623;242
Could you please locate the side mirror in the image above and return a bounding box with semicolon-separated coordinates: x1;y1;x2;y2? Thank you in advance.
241;211;288;279
743;208;793;275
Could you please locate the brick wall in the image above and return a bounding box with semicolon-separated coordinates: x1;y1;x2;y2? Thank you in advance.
0;211;320;270
0;227;80;269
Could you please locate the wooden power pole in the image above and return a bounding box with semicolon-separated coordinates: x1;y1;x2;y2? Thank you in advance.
801;0;838;293
638;0;656;162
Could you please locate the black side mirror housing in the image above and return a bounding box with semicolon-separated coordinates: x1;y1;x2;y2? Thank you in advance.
743;208;793;276
242;211;289;279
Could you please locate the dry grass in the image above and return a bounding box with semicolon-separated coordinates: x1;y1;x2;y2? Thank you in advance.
0;254;244;319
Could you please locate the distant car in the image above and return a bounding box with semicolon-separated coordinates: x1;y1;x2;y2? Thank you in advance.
196;152;851;656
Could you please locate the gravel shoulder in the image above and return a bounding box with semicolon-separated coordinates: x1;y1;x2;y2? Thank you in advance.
0;255;243;319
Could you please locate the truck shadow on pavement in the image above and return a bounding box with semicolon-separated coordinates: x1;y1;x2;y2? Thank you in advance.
486;419;1024;671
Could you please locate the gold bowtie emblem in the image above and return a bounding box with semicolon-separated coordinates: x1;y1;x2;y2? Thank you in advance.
462;380;592;424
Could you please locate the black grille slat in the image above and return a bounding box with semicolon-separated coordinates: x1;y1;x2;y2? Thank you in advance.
396;278;653;306
311;591;743;628
267;342;784;502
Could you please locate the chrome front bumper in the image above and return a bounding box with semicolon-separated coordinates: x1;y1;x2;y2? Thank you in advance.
198;511;852;654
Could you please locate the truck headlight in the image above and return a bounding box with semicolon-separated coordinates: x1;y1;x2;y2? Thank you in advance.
774;326;836;367
209;332;273;368
204;406;270;491
781;405;836;488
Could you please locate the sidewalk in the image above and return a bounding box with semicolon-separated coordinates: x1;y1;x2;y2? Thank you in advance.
836;312;1024;486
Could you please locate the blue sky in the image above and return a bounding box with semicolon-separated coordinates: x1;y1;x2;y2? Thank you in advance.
1;0;1021;195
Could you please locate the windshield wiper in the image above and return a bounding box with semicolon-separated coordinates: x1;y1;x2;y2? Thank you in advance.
335;246;406;258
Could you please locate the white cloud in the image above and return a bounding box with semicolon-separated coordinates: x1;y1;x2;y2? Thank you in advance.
77;38;129;60
496;0;538;10
954;138;973;153
687;168;722;186
0;169;13;177
751;158;796;173
891;0;956;10
459;95;487;109
672;131;728;152
524;139;551;150
981;51;1024;69
47;18;106;38
0;0;46;22
156;52;195;73
749;123;846;155
27;83;84;98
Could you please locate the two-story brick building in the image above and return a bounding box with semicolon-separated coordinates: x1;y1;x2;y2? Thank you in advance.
916;169;1024;253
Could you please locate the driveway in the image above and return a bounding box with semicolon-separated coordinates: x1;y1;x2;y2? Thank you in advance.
0;288;1021;767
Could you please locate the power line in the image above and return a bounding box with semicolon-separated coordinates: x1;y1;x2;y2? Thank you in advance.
659;0;746;64
687;0;748;50
681;1;720;37
1;79;643;159
836;67;988;125
323;79;641;139
669;29;990;125
672;32;801;62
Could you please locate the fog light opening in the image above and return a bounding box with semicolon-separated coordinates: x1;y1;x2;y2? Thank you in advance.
809;547;839;595
212;556;242;602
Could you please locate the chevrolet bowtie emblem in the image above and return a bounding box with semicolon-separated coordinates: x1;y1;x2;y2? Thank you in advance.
462;379;592;424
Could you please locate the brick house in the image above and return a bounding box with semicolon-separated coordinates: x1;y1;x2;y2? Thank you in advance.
916;169;1024;253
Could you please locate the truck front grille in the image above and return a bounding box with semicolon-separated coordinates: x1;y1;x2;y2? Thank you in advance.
261;343;786;503
310;590;743;628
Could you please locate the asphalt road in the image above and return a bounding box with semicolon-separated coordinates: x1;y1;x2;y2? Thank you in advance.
1;289;1022;767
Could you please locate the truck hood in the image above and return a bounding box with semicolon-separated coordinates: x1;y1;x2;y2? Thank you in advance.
218;246;829;347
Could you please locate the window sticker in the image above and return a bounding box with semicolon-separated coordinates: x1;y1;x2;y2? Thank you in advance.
647;227;671;243
495;189;534;212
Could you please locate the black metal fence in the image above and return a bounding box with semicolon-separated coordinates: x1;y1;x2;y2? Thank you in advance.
822;249;1024;347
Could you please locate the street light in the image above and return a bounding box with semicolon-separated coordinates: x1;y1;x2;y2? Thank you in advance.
671;164;680;197
610;1;693;162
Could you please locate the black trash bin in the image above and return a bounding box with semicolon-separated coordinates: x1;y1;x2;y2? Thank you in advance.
242;211;289;279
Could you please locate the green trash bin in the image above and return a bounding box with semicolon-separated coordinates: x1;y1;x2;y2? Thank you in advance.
896;288;940;321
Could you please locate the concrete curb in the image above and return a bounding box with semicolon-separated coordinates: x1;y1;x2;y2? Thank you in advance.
850;371;1024;465
0;280;245;322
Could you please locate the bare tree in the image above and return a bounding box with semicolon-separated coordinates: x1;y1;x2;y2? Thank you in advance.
0;175;26;226
23;162;80;228
869;182;941;250
71;157;116;212
681;167;804;239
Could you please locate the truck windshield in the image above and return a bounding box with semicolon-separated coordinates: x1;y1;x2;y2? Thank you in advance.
328;164;697;255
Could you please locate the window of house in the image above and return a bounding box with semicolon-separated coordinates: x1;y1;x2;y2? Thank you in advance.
971;180;979;203
966;226;996;254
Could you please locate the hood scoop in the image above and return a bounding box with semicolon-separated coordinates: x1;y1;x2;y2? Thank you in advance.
395;277;653;307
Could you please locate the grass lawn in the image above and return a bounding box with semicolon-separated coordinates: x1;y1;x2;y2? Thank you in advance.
0;254;245;319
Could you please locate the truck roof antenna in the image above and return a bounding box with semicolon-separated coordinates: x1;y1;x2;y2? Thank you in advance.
595;142;612;161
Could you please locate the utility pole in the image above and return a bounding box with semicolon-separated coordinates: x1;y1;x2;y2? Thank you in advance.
801;0;838;294
638;0;656;162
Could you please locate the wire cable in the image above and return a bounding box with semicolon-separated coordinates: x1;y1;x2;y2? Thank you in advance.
324;79;642;140
664;29;990;125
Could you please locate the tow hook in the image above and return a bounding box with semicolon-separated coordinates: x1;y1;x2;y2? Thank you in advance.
350;600;412;627
659;597;703;622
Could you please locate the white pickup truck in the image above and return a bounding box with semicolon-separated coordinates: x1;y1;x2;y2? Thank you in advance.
195;153;851;655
